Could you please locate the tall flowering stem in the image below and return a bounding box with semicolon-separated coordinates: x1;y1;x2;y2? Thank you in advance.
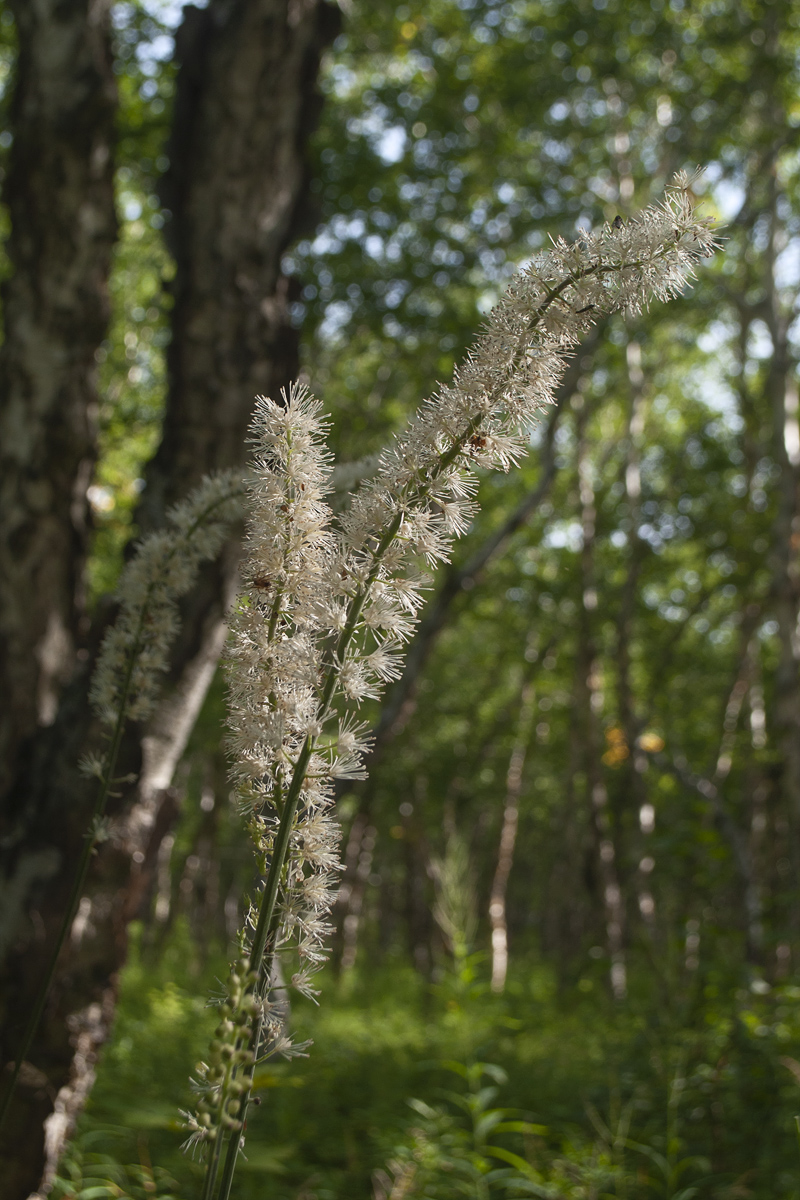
189;176;719;1196
0;473;242;1131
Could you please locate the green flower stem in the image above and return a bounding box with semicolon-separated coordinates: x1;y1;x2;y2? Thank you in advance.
200;1040;238;1200
203;750;307;1197
207;518;406;1198
215;1021;265;1200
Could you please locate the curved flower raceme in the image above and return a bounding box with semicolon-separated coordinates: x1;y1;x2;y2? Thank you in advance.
188;177;719;1193
226;386;342;999
183;386;342;1183
320;173;719;714
90;470;244;728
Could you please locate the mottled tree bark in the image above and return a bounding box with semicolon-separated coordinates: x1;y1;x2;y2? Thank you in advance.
0;0;117;798
0;2;338;1194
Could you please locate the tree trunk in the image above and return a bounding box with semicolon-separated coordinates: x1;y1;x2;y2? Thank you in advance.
649;611;764;964
764;174;800;885
616;341;656;930
0;2;338;1194
576;412;627;1000
489;679;535;993
0;0;117;800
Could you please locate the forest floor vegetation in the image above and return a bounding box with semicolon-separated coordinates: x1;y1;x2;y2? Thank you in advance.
54;921;800;1200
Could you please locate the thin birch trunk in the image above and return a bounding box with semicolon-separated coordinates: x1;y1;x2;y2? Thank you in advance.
763;172;800;948
489;679;536;992
617;341;656;928
576;409;627;1000
653;615;764;963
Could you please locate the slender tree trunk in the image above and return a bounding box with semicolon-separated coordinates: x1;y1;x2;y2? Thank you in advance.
650;612;764;964
713;632;765;962
616;341;656;930
764;177;800;923
338;818;376;972
576;412;627;1000
489;679;535;993
0;0;117;800
547;728;592;988
0;3;338;1193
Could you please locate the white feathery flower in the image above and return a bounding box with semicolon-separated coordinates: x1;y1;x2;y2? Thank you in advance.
338;657;379;703
329;753;369;781
189;181;719;1164
291;968;323;1000
335;715;374;758
302;872;339;908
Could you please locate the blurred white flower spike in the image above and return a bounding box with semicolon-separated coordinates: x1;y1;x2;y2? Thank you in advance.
91;470;243;727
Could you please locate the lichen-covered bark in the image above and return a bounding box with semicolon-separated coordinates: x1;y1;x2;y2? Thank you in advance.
0;3;337;1194
0;0;117;798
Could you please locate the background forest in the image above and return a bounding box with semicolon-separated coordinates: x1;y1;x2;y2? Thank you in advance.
2;0;800;1197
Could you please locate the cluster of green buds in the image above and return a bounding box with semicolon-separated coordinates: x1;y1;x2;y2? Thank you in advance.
183;959;260;1150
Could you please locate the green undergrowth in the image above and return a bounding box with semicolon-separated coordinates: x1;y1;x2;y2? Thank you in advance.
56;928;800;1199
